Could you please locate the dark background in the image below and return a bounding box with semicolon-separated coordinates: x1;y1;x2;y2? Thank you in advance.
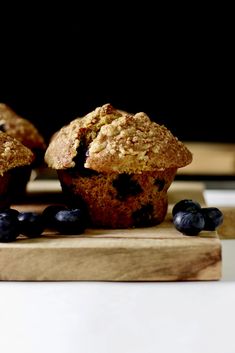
0;7;232;144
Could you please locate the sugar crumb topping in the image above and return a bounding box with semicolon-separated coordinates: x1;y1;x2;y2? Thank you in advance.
45;103;192;173
0;132;34;175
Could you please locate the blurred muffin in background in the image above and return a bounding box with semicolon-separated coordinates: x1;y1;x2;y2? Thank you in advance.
0;132;34;209
0;103;46;166
0;103;46;200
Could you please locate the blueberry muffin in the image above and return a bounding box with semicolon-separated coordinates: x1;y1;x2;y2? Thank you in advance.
0;103;46;165
45;104;192;228
0;103;46;199
0;132;34;209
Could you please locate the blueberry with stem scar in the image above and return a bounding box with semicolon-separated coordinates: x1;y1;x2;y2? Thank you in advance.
172;199;201;217
173;210;205;236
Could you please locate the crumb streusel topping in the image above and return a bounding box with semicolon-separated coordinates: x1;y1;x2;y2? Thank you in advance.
45;103;192;173
0;132;34;175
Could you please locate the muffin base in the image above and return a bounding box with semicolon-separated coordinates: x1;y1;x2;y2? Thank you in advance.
0;172;12;209
8;166;32;202
58;168;177;229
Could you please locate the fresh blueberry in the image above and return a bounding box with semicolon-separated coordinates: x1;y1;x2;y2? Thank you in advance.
172;199;201;217
0;212;20;242
201;207;223;230
64;195;90;223
17;212;45;237
53;208;86;235
173;211;205;236
42;205;68;228
1;208;19;218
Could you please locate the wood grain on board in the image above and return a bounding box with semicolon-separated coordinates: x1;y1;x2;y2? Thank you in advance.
217;207;235;239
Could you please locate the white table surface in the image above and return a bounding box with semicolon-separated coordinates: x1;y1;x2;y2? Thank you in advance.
1;190;235;353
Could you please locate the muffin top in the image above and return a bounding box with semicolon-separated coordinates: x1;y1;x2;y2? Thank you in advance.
0;132;35;176
45;104;192;173
0;103;46;151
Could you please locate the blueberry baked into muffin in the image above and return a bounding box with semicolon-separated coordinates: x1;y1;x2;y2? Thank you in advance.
45;104;192;228
0;103;46;199
0;132;34;209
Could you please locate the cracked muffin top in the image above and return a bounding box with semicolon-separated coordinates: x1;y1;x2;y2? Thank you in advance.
0;132;35;176
0;103;46;151
45;103;192;173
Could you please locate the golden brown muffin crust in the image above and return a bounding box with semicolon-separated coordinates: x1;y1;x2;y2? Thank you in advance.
85;112;192;173
0;132;34;176
45;104;192;173
45;103;124;169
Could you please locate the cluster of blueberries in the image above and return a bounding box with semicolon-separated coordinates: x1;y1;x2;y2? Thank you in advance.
172;199;223;236
0;205;87;243
0;199;224;242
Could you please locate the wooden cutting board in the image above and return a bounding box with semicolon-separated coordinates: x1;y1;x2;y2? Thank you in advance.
178;142;235;175
0;181;221;281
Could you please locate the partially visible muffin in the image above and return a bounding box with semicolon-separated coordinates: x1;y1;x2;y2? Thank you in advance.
0;103;46;199
45;104;192;228
0;132;34;209
0;103;46;166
